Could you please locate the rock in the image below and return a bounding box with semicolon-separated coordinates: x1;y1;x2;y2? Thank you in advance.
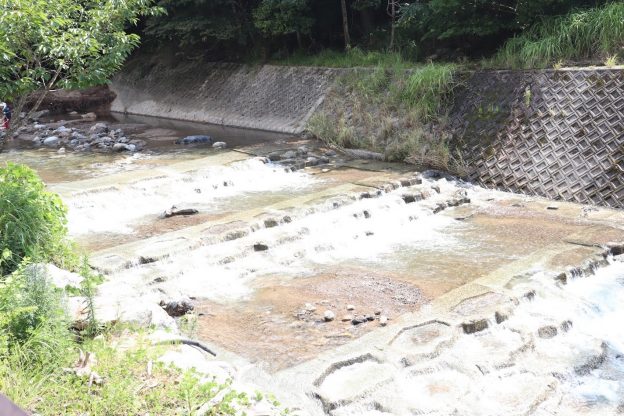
346;304;355;311
160;298;194;317
89;122;108;135
560;320;573;332
462;319;489;334
297;146;308;155
112;143;131;152
267;152;282;161
351;316;367;325
374;309;382;316
305;303;317;312
72;132;87;141
365;315;375;321
126;144;137;152
305;156;319;166
212;141;227;149
43;136;60;147
263;218;279;228
30;109;50;120
546;205;559;210
495;311;508;324
538;325;558;339
341;315;353;322
379;316;388;326
57;147;66;154
431;184;441;193
28;263;83;290
54;126;72;137
254;242;269;252
402;194;422;204
175;135;213;145
163;207;199;218
81;112;97;120
282;150;297;159
324;311;335;322
433;202;447;214
324;150;337;157
33;123;46;130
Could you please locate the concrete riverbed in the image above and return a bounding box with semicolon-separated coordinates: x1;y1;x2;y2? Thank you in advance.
6;115;624;415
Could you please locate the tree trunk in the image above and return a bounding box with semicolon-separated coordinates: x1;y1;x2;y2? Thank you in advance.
340;0;351;50
388;0;397;51
1;71;59;146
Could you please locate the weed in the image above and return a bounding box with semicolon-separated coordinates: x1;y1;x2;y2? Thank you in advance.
0;163;77;275
493;3;624;69
605;54;619;67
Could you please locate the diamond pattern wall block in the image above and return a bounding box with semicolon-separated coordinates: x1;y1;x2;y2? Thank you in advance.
450;68;624;208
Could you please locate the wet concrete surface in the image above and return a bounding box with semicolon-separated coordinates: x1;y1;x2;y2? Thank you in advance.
6;116;624;415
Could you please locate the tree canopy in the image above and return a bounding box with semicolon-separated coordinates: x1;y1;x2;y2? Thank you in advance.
0;0;161;133
141;0;612;61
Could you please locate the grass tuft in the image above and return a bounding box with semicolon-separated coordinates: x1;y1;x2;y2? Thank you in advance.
492;3;624;69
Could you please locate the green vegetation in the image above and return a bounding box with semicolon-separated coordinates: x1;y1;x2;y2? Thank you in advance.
0;0;163;135
0;164;282;415
308;62;464;174
275;48;407;68
0;163;76;275
493;2;624;68
143;0;610;63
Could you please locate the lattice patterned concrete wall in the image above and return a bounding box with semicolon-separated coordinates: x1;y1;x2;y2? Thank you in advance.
111;61;337;134
450;68;624;208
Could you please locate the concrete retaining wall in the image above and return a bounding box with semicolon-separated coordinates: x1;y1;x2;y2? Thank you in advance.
450;68;624;208
111;58;623;208
110;59;337;134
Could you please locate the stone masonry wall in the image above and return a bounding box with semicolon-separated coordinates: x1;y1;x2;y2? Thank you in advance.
450;68;624;208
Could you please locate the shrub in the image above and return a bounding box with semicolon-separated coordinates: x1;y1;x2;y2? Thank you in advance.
0;163;75;275
0;262;71;366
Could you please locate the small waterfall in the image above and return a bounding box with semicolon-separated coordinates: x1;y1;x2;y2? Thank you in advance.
65;159;317;235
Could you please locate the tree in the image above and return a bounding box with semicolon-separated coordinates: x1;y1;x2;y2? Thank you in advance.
387;0;398;50
253;0;314;49
340;0;351;49
0;0;162;139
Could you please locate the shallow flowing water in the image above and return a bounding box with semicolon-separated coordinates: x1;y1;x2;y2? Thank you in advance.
5;115;624;415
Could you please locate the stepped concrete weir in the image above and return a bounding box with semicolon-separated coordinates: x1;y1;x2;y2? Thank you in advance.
6;110;624;414
10;61;619;414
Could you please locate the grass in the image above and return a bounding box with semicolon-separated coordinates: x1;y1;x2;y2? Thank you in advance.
273;47;410;68
307;60;465;174
0;329;256;415
492;2;624;69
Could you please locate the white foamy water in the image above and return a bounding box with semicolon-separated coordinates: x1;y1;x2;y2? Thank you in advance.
334;260;624;415
66;159;316;235
111;180;465;302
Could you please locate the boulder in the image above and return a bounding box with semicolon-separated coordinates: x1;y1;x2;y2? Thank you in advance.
89;122;109;134
160;298;194;317
175;135;213;145
113;143;131;152
43;136;60;147
212;141;227;149
538;325;558;339
282;150;297;159
462;319;489;334
254;242;269;252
